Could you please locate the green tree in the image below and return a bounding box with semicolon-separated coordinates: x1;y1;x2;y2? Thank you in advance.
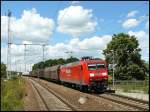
127;64;145;80
1;63;7;78
103;33;147;80
57;58;66;65
32;57;79;70
65;56;79;63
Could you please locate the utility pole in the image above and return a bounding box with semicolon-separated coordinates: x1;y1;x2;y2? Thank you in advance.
7;10;12;79
20;62;21;73
112;51;115;88
14;56;16;72
11;43;48;75
24;44;27;73
110;50;115;89
42;44;45;62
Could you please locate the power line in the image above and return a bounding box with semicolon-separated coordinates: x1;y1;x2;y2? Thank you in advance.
11;43;48;73
65;51;73;58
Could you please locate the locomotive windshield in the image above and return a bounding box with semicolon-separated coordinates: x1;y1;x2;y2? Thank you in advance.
97;64;105;69
88;64;105;70
88;64;97;70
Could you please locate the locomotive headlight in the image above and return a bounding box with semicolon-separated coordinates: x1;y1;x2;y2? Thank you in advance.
90;73;94;77
102;72;107;76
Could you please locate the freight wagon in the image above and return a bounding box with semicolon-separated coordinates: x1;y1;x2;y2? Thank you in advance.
44;65;60;82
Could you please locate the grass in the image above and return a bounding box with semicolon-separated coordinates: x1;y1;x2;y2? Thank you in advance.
109;80;149;94
1;76;26;111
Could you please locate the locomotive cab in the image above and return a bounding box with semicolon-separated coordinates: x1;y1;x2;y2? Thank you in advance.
87;62;108;90
80;57;108;91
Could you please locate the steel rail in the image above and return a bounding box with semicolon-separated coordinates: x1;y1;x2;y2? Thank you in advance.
30;79;50;111
32;78;81;111
97;93;149;111
110;93;149;104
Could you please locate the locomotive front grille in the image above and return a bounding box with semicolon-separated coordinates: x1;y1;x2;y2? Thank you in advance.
90;79;108;89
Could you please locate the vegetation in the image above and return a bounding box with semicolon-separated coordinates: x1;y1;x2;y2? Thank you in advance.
32;56;79;70
1;63;7;78
103;33;149;80
1;63;26;111
112;80;149;93
1;76;26;111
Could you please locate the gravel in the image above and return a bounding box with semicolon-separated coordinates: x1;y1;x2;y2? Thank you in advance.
23;77;40;111
34;78;137;111
30;79;72;111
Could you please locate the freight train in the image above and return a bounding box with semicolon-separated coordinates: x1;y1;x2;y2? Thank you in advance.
29;57;108;92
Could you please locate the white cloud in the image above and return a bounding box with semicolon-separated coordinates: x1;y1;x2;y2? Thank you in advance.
22;41;32;44
127;10;138;18
44;35;110;58
122;19;140;29
1;43;43;73
128;30;149;60
128;30;148;41
57;5;97;37
145;20;149;29
2;31;149;73
1;47;7;64
45;35;112;60
1;35;112;73
1;16;8;41
1;16;16;42
70;1;80;5
1;8;55;43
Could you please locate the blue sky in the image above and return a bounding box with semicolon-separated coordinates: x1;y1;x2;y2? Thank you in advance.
1;1;149;72
1;1;148;43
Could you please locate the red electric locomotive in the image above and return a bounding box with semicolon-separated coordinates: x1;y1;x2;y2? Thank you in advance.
59;57;108;91
31;57;108;92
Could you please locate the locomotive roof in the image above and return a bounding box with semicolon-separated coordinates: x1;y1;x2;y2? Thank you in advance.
81;59;106;63
60;61;80;67
61;59;106;67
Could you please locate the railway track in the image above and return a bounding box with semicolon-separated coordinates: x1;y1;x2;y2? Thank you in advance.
97;93;149;111
30;78;81;111
28;77;149;111
30;79;50;111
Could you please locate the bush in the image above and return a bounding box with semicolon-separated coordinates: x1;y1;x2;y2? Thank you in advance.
128;64;145;80
1;63;7;78
1;77;26;111
115;66;132;80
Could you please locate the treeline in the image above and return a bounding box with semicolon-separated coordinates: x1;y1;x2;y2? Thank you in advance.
32;56;79;70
